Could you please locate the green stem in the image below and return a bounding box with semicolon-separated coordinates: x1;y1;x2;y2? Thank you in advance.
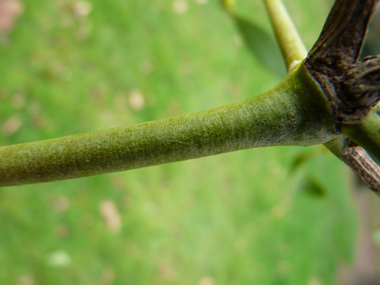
0;67;336;186
342;109;380;163
323;135;346;156
263;0;307;72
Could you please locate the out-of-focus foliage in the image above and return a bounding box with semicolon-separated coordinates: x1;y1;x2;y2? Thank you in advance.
0;0;356;284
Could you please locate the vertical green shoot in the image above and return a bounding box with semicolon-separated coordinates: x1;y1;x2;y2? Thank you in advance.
263;0;307;72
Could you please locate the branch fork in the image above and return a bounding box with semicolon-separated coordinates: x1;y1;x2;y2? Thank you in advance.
303;0;380;192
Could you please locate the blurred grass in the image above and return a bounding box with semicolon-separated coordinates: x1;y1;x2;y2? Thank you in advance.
0;0;357;284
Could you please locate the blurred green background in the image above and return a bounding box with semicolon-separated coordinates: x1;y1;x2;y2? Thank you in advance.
0;0;368;284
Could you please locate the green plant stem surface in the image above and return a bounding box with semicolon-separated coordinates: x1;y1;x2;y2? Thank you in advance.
0;67;337;186
263;0;307;71
342;109;380;163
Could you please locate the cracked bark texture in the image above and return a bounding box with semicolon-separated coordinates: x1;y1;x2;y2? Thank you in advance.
304;0;379;124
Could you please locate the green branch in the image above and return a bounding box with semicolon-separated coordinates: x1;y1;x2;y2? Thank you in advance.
0;67;336;186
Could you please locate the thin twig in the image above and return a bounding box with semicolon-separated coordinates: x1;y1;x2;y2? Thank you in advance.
263;0;307;72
